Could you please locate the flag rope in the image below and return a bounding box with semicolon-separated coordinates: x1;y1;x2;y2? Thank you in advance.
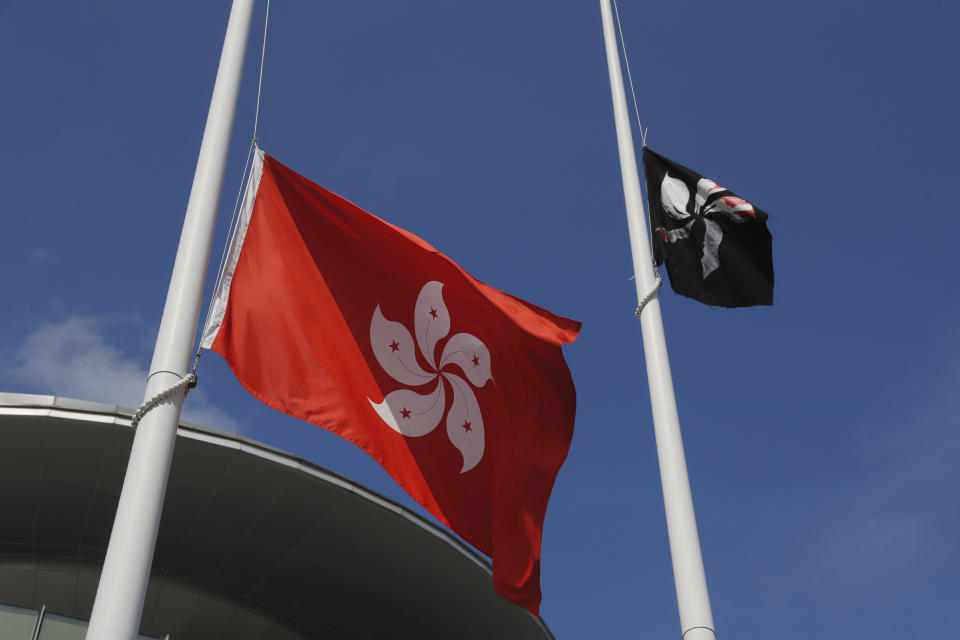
207;0;270;329
634;270;662;318
214;141;255;301
196;0;271;371
251;0;271;144
198;138;256;372
129;373;197;430
612;0;659;287
612;0;648;147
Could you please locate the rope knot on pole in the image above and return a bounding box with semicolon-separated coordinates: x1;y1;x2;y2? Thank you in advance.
635;270;662;318
130;373;197;429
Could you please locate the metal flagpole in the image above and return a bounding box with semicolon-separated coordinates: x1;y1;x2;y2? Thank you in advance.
597;1;717;639
86;1;256;638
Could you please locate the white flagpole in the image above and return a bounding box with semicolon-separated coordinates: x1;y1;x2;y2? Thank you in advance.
598;1;717;639
86;1;256;638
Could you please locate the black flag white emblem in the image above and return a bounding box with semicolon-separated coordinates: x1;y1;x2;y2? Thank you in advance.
642;148;773;307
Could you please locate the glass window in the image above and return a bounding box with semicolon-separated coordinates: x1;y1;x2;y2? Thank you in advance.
0;603;38;639
2;605;166;640
37;612;87;640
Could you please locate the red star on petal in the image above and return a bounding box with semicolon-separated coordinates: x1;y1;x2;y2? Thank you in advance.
429;308;438;319
471;355;480;367
400;408;411;419
462;420;471;433
389;340;400;352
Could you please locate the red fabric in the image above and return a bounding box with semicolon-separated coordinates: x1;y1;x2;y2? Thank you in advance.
210;154;580;615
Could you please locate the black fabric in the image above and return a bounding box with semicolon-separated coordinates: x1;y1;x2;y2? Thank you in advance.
642;147;773;307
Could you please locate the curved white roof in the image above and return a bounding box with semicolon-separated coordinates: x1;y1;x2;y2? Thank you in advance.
0;392;555;639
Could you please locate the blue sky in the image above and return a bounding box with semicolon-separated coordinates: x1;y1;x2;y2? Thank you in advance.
2;1;958;637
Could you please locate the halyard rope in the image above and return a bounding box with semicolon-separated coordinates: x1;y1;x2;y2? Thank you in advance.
129;373;197;430
252;0;271;144
211;0;270;307
611;0;658;311
132;3;273;429
635;270;662;318
200;0;272;370
205;139;255;338
613;0;648;147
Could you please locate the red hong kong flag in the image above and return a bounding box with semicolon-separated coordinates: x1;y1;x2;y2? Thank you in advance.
200;148;580;615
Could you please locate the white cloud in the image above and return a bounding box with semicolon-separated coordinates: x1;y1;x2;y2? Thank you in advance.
179;390;243;434
2;315;241;433
7;316;147;406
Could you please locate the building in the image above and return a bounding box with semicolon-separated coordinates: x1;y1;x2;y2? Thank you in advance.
0;392;554;639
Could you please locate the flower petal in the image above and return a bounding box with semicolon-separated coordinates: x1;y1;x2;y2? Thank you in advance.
661;219;694;243
701;218;723;279
415;281;450;368
370;305;436;386
695;178;724;212
442;372;485;473
368;378;445;437
439;332;492;388
704;194;756;222
661;172;691;220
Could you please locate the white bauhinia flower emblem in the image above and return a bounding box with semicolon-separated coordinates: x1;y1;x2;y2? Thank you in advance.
660;172;757;279
367;281;492;472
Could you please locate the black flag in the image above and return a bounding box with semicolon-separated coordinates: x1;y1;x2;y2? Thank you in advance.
642;148;773;307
